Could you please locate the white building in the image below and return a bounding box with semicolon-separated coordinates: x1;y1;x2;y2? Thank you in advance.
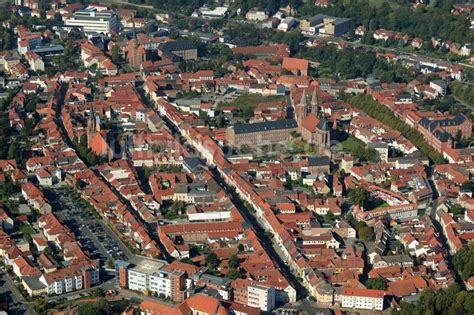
127;258;184;299
246;9;268;21
24;51;44;72
277;17;297;32
193;6;229;19
341;288;384;311
429;80;448;97
248;284;275;312
39;264;100;295
65;9;119;34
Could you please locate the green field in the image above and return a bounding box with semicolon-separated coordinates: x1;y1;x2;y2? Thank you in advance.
220;94;285;112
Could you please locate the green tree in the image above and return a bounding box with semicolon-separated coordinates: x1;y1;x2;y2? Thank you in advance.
205;252;219;271
215;114;225;128
348;94;444;163
348;188;368;207
451;203;465;216
225;269;241;280
392;285;474;315
79;134;88;147
358;226;375;242
365;277;387;290
228;254;239;269
76;179;87;189
111;45;122;64
106;259;114;269
89;287;104;297
453;243;474;281
33;298;48;314
324;211;335;224
76;299;109;315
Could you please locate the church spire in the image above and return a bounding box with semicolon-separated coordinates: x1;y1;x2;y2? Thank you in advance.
311;87;319;116
300;89;307;107
132;18;138;48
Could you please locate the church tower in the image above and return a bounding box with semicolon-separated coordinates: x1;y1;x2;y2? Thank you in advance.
127;19;146;69
296;89;308;125
87;104;99;148
311;87;319;116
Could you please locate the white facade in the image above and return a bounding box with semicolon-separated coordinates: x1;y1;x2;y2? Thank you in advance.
246;10;268;21
128;269;173;298
342;293;384;311
65;9;119;34
40;267;100;295
247;284;275;312
277;17;296;32
187;210;231;222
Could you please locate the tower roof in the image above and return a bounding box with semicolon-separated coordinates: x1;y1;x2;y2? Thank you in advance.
300;89;307;106
311;88;318;106
317;116;329;131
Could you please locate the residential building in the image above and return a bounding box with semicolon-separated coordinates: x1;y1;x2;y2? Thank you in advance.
341;287;384;311
122;257;187;302
246;9;268;21
277;17;297;32
39;261;100;295
247;283;275;312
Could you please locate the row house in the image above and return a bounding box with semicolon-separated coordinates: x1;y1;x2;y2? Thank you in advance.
21;182;52;214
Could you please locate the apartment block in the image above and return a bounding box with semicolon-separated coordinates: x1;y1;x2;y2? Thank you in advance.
341;287;384;311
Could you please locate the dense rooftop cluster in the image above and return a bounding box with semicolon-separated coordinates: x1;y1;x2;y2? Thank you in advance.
0;0;473;314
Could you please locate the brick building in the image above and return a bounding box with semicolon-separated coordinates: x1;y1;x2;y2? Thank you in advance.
226;119;297;147
417;113;471;152
296;88;331;148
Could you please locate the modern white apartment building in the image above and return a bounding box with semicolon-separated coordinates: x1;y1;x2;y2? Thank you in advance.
247;284;275;312
126;258;185;301
65;9;119;34
341;287;384;311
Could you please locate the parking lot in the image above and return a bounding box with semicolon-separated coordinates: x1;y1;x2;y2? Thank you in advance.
52;187;134;264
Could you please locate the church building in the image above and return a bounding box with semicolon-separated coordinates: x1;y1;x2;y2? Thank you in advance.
295;88;331;148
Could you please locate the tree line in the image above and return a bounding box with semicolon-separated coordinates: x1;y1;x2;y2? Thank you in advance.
348;94;444;164
391;284;474;315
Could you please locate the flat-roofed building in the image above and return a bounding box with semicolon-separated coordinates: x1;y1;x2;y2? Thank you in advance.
248;283;275;312
65;9;119;34
321;17;351;36
125;257;186;302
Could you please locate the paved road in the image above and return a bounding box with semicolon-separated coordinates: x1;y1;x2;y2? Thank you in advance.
0;271;32;314
210;168;308;298
141;90;307;298
52;84;149;261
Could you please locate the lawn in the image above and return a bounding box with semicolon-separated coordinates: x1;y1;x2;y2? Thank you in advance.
219;94;285;112
333;135;366;153
376;202;390;209
19;224;35;235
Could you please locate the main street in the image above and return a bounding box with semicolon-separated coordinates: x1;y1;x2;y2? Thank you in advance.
142;92;308;298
